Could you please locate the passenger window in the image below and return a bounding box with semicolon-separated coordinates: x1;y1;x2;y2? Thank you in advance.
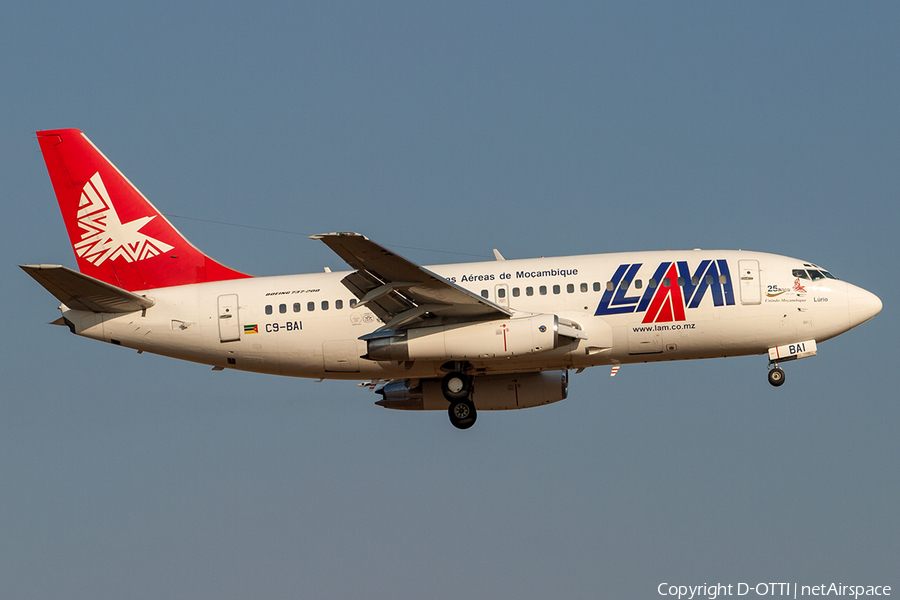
512;287;520;297
498;288;506;298
593;282;601;292
606;282;615;292
793;269;810;280
322;300;329;310
677;277;684;286
552;285;560;294
691;276;699;285
539;286;547;295
265;305;273;315
336;299;343;309
567;283;574;293
635;280;642;289
293;303;301;312
705;275;713;285
580;283;588;293
663;277;671;288
307;301;315;311
279;304;287;314
719;274;727;284
349;299;357;308
526;287;534;296
481;289;489;298
619;280;629;290
649;278;658;288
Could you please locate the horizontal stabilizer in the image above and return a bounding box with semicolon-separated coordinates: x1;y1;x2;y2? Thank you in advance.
20;264;155;313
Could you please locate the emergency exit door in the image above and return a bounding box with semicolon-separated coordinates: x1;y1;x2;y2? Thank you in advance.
494;284;509;308
217;294;241;342
738;260;761;305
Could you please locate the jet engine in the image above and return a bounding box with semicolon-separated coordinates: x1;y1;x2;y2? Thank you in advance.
376;370;568;411
366;314;561;361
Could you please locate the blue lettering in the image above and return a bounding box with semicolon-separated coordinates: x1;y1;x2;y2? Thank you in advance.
595;264;639;315
636;262;673;312
717;260;736;306
595;258;736;319
611;263;643;307
678;260;711;308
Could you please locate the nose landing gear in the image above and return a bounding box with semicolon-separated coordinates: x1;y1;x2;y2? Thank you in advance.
767;363;786;387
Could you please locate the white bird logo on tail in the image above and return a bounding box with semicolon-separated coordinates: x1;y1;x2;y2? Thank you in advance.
73;172;174;266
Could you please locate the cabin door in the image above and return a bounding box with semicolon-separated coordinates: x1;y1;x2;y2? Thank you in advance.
217;294;241;342
738;260;761;305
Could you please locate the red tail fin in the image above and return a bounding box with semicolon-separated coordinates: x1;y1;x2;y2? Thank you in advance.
37;129;250;291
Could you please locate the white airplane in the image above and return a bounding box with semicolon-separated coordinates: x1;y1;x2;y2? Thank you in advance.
23;129;882;429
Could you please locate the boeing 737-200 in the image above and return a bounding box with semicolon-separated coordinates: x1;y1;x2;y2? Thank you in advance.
22;129;883;429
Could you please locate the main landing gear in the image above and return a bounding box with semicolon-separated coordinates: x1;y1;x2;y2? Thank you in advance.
442;370;476;429
767;363;786;387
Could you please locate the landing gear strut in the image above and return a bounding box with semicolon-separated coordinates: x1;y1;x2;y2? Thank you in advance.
442;370;476;429
767;364;786;387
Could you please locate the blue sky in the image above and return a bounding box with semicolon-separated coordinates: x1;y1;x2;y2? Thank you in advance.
1;3;897;599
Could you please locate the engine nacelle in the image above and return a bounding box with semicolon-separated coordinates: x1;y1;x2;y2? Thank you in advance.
376;370;568;411
366;314;560;361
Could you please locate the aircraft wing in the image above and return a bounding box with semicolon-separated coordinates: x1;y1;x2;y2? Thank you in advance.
312;232;511;330
21;264;156;313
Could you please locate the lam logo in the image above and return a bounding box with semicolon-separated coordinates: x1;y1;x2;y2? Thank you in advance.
595;259;735;323
74;172;174;266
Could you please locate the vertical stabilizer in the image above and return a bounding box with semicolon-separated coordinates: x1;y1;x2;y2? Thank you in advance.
36;129;250;291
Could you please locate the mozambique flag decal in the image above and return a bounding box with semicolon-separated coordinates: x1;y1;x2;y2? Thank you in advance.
244;324;259;334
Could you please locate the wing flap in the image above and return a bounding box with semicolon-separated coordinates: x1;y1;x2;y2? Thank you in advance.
21;264;155;313
341;269;413;321
312;232;511;327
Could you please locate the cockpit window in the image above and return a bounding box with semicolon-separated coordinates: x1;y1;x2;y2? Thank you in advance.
807;269;826;281
797;265;839;281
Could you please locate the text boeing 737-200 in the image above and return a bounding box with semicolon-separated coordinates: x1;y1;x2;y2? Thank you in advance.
22;129;882;429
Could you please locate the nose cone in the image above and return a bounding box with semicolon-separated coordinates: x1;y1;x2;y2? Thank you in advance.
847;284;882;329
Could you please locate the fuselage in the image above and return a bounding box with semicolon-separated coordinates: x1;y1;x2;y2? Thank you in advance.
28;128;884;429
60;249;882;381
